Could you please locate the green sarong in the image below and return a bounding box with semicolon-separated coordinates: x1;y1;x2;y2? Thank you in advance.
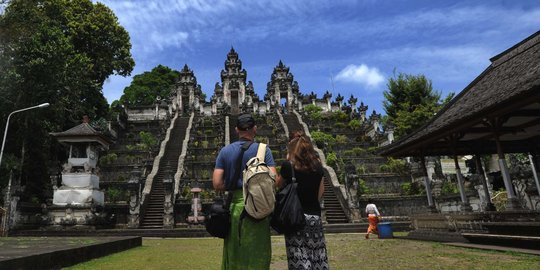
222;190;271;270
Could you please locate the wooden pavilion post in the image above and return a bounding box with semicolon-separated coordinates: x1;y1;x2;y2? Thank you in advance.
452;154;472;212
420;156;438;213
493;133;522;210
529;152;540;197
474;155;496;211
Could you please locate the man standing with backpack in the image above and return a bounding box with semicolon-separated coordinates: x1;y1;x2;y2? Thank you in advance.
212;114;277;270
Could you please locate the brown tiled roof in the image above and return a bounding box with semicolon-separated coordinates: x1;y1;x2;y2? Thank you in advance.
50;123;112;147
379;30;540;157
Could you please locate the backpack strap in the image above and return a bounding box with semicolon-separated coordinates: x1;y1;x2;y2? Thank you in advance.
228;141;253;191
289;161;296;183
256;143;266;162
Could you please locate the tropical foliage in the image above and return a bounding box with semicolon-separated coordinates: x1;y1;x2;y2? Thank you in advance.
117;65;180;106
0;0;134;202
383;72;453;139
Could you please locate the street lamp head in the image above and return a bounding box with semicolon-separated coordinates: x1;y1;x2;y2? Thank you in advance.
38;103;50;108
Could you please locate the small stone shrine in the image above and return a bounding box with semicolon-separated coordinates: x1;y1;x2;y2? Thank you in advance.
187;187;204;224
48;116;112;227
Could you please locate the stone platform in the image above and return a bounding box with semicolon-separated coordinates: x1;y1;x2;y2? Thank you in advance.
0;236;141;270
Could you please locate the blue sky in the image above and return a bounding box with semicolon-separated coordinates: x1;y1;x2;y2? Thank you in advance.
100;0;540;114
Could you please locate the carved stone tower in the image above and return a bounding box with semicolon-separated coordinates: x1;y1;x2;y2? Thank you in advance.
173;64;203;114
266;60;300;110
219;47;247;114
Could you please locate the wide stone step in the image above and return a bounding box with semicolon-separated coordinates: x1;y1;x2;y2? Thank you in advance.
143;217;163;222
139;225;164;229
326;213;346;217
144;215;164;219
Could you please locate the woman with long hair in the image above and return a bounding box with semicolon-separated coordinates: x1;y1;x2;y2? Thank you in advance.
278;130;330;270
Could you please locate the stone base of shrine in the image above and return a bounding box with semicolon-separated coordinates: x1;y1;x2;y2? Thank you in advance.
406;210;540;248
45;205;110;228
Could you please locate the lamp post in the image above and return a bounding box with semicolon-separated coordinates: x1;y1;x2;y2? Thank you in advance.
1;102;49;236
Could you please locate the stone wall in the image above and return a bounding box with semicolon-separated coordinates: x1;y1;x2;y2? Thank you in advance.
358;196;431;217
358;193;484;217
127;106;168;121
361;174;406;194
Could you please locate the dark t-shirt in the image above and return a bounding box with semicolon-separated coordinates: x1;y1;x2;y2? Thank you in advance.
280;161;323;216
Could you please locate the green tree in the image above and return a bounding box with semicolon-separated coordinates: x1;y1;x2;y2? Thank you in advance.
303;104;323;123
119;65;180;106
0;0;134;202
383;72;453;138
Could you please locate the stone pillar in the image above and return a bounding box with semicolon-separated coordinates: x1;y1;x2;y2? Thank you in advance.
163;170;174;229
127;167;141;229
494;135;522;210
420;156;438;213
453;155;472;212
386;125;395;144
475;155;496;211
529;153;540;197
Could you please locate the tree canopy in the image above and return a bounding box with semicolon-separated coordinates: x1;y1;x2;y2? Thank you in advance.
0;0;134;202
118;65;180;106
383;72;454;139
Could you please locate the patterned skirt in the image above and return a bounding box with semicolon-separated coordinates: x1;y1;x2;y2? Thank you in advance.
285;214;330;270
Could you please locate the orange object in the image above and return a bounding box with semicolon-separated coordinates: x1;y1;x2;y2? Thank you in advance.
367;214;379;235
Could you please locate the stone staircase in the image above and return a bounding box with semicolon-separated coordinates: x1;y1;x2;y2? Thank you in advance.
283;111;349;224
140;116;190;229
281;113;304;134
322;176;348;224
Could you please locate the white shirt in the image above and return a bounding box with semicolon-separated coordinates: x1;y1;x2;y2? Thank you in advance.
365;203;380;216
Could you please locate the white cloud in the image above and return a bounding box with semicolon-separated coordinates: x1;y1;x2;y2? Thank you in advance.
335;64;385;88
149;31;190;52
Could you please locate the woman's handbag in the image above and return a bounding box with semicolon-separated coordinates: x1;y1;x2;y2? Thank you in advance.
205;142;252;238
270;161;306;234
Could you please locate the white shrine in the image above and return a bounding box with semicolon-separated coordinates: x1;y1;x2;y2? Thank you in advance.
49;116;112;226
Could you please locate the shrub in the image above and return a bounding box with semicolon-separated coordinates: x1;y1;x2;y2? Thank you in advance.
401;182;422;195
304;104;323;122
348;119;361;131
326;152;338;168
492;189;507;211
357;178;369;195
107;187;123;203
334;122;346;129
356;165;367;174
99;153;118;166
332;111;348;123
335;135;348;144
441;180;459;195
311;131;336;148
201;140;209;148
352;147;365;156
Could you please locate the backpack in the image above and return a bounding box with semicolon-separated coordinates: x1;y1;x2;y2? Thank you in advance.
242;143;276;220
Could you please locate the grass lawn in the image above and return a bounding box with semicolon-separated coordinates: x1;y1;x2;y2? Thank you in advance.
64;233;540;270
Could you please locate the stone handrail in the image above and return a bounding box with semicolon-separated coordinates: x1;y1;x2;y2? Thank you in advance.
293;110;360;222
275;110;289;138
225;116;230;145
141;111;179;204
174;112;195;198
